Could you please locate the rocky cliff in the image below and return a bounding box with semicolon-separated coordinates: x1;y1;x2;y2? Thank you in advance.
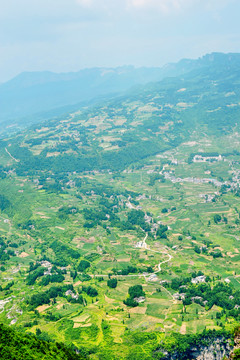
192;337;232;360
228;328;240;359
156;336;233;360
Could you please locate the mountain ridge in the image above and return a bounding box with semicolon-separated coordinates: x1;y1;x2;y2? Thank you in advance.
1;52;240;132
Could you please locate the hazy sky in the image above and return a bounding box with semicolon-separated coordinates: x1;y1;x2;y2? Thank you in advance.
1;0;240;82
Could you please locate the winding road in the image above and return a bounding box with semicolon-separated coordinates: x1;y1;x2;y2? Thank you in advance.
91;200;173;287
137;230;173;273
93;231;173;282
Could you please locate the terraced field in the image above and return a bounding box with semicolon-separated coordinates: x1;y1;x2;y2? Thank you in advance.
1;55;240;358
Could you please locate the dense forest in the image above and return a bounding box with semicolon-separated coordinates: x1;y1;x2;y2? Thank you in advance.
0;323;85;360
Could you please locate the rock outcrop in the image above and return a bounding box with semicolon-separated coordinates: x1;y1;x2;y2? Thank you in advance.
192;337;232;360
156;336;233;360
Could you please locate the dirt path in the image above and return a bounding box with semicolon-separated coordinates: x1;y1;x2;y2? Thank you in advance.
143;234;173;273
180;323;187;334
93;230;173;289
5;147;19;162
91;202;174;287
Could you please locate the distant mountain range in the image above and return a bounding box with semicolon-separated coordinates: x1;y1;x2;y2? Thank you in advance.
5;50;240;176
1;52;240;133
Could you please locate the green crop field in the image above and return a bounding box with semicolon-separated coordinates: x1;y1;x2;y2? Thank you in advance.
1;55;240;359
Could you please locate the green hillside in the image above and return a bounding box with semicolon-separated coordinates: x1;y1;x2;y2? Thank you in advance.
0;323;84;360
0;54;240;358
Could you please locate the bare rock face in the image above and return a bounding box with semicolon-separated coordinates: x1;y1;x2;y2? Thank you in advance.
156;337;233;360
192;338;232;360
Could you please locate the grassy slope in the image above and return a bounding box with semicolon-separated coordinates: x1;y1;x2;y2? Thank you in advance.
0;61;240;358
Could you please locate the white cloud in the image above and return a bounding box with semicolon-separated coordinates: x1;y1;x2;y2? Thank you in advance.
74;0;236;15
127;0;196;13
126;0;235;13
76;0;93;6
75;0;193;12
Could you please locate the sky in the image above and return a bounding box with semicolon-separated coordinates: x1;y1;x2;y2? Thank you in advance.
1;0;240;82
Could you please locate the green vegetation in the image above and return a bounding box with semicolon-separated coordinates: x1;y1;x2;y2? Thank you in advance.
107;278;118;289
0;323;84;360
124;285;145;307
1;56;240;358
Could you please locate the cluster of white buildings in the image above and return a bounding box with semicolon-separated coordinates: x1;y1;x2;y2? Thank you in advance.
65;290;79;300
191;275;206;284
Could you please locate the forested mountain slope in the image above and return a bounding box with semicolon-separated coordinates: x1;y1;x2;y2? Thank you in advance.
3;52;240;176
0;323;84;360
1;52;239;133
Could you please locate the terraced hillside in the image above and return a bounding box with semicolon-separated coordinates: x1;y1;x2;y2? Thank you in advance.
1;53;240;359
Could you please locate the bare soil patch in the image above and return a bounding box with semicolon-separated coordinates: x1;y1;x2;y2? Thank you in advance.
105;295;115;304
180;323;186;334
56;303;64;310
36;127;49;132
19;252;29;258
129;307;147;314
37;304;50;313
117;258;131;262
73;322;92;328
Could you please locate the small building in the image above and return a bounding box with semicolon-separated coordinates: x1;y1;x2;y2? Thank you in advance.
191;296;203;302
65;290;79;300
173;293;185;300
41;261;52;268
191;275;206;284
134;296;145;303
148;274;158;282
159;280;169;285
44;269;52;276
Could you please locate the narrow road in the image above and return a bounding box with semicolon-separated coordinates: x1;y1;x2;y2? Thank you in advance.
92;231;173;280
142;232;148;249
155;253;173;273
141;232;173;273
5;147;19;162
89;201;174;286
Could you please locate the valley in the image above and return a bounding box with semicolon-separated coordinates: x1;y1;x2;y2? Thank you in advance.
1;54;240;359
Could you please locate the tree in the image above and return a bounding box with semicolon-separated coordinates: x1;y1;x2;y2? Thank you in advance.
82;285;98;297
194;245;201;254
36;328;41;336
107;278;118;289
128;285;145;298
214;214;221;224
78;260;90;272
123;298;138;307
